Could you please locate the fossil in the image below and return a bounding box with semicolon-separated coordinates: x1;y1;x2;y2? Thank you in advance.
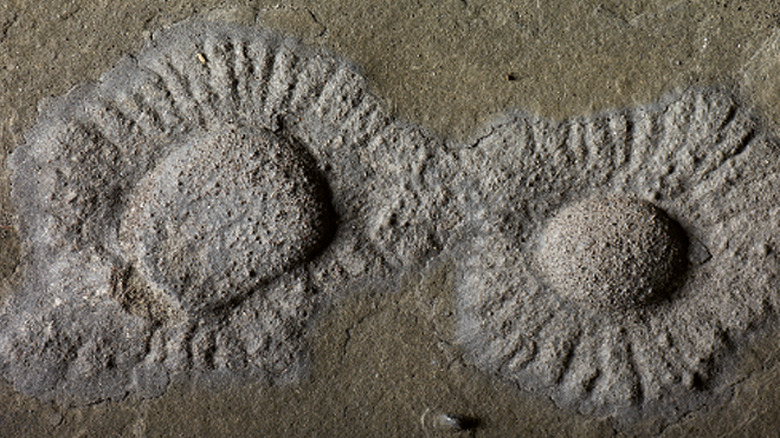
0;19;454;405
455;87;780;424
1;17;776;427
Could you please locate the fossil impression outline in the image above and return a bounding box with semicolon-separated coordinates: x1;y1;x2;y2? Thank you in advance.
1;19;453;406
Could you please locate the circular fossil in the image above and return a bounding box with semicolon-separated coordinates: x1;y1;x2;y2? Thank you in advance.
456;88;780;424
122;126;333;316
538;196;686;310
0;19;454;405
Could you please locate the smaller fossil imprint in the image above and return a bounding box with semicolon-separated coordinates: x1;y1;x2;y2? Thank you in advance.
455;88;780;423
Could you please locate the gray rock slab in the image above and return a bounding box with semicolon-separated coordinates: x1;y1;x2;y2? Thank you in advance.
2;14;778;431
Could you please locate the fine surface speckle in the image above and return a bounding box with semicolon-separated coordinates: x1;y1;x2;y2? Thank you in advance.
538;196;687;310
455;87;780;425
121;126;334;317
0;19;453;406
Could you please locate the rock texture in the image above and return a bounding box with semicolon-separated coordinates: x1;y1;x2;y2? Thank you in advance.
1;17;777;428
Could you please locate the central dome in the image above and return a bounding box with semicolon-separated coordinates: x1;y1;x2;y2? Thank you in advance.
122;127;333;316
538;196;687;310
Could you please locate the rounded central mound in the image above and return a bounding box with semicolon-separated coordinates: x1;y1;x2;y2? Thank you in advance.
122;127;333;316
538;197;686;310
